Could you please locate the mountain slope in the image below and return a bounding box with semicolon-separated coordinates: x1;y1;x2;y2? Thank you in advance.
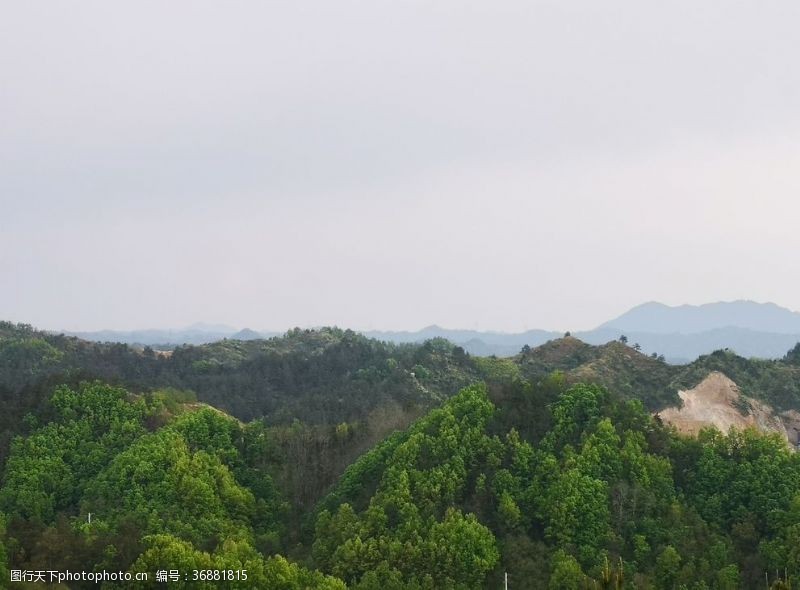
313;380;800;588
0;322;496;472
657;371;790;440
516;336;800;412
0;382;346;588
6;323;800;587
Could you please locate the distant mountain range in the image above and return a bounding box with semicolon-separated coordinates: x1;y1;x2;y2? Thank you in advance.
65;324;277;346
62;300;800;363
599;301;800;335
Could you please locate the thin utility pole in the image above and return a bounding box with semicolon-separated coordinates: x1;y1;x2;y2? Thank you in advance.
504;572;508;590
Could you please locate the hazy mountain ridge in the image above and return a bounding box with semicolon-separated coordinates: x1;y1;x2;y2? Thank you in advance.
62;301;800;362
600;300;800;334
371;302;800;360
64;326;278;347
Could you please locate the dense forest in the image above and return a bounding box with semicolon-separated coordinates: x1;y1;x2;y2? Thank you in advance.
3;321;800;587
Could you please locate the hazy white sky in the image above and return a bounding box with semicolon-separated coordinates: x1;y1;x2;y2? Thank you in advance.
2;1;800;332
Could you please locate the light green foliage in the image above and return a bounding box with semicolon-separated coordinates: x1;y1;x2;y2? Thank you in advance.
0;383;322;584
547;383;606;449
676;427;800;531
169;407;240;463
150;387;197;413
316;380;767;586
426;508;500;587
549;550;585;589
0;382;151;521
655;545;681;590
716;564;740;590
130;535;345;589
473;356;521;384
261;554;347;590
129;535;216;588
541;468;609;561
498;491;522;529
633;534;650;565
314;384;500;588
576;418;622;481
83;428;255;546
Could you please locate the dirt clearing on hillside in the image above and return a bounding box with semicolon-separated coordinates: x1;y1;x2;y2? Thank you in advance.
658;371;789;441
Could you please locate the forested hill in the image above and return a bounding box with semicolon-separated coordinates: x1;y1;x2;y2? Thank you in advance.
5;377;800;587
517;336;800;412
313;379;800;588
0;322;478;416
4;321;800;449
0;322;483;460
0;382;348;588
5;321;800;586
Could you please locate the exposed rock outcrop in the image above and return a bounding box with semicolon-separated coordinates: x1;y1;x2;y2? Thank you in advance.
657;372;790;443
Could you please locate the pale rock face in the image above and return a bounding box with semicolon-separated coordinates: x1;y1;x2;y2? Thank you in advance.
657;372;791;444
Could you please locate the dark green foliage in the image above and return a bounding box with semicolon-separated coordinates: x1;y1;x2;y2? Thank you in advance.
0;324;483;459
0;516;7;584
165;329;481;424
786;343;800;366
0;336;63;390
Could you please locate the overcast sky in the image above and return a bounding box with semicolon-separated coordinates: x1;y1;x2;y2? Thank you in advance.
2;1;800;332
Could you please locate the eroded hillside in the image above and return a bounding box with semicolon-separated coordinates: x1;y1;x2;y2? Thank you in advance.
518;337;800;416
657;372;793;442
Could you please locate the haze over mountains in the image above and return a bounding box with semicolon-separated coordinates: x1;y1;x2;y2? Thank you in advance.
369;301;800;361
66;323;278;346
599;301;800;335
63;300;800;363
